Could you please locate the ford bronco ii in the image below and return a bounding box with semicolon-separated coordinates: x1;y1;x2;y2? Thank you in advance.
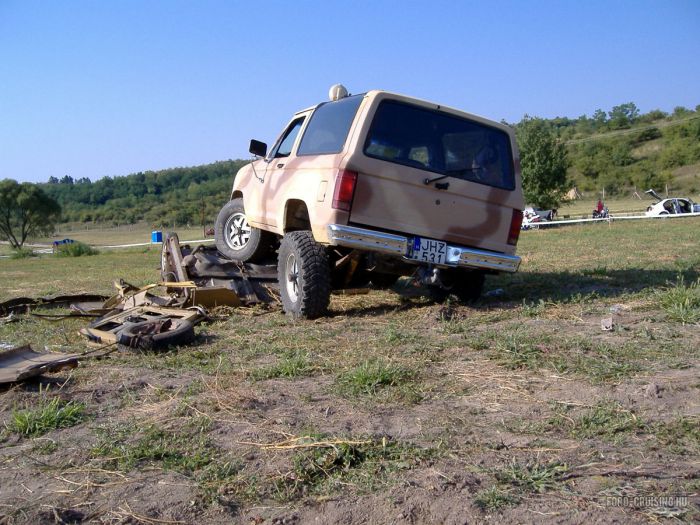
215;85;525;319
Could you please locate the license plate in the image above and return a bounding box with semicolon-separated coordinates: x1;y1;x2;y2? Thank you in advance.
410;237;447;264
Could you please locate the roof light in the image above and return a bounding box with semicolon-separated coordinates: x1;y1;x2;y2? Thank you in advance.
329;84;349;101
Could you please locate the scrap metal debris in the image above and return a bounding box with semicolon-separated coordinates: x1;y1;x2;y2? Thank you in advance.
0;232;283;373
0;345;79;384
160;232;279;306
80;305;206;349
0;294;109;317
1;313;18;325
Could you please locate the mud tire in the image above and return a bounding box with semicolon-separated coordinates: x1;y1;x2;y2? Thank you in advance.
278;231;331;319
117;319;195;350
214;198;274;262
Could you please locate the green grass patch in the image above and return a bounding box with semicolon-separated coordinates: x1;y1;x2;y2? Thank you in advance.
55;241;99;257
491;331;548;369
656;277;700;324
8;396;87;436
10;247;36;259
485;329;644;383
336;358;417;399
474;485;520;511
114;346;232;374
551;344;642;384
92;418;254;506
250;350;314;380
273;435;436;500
494;460;568;493
568;401;642;441
504;400;643;443
520;299;548;318
653;416;700;455
195;457;245;504
92;418;214;473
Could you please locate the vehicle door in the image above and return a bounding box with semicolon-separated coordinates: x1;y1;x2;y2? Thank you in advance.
250;115;308;227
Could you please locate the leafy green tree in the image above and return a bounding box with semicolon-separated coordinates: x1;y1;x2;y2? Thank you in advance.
516;117;569;209
608;103;639;129
0;179;61;248
592;109;608;130
672;106;692;118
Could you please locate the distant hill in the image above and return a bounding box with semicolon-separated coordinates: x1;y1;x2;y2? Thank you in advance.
40;159;247;227
519;103;700;197
40;103;699;226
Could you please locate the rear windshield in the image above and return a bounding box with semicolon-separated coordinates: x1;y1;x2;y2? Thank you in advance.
363;100;515;190
297;94;364;156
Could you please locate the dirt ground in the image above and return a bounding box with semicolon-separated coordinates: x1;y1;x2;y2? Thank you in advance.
1;287;698;524
1;220;699;524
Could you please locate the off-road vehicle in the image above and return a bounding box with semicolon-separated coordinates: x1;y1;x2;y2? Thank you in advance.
215;85;525;319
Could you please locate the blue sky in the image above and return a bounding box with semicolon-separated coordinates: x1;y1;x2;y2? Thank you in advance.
1;0;698;183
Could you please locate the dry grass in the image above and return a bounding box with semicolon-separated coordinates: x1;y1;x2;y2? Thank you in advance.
1;218;699;524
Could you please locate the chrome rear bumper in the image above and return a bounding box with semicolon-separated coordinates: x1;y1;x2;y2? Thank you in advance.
327;224;520;273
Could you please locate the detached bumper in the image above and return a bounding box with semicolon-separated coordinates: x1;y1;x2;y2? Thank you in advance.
327;224;521;273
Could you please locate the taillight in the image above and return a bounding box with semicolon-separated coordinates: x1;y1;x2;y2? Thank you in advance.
508;209;523;245
332;169;358;212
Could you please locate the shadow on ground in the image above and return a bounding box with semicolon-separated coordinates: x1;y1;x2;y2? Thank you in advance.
490;266;698;304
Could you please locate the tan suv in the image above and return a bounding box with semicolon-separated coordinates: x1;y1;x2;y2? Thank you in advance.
215;86;524;318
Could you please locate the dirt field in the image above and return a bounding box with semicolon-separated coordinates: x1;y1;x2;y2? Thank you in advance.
1;219;699;524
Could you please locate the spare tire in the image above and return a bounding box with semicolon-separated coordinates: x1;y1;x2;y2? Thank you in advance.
117;318;195;350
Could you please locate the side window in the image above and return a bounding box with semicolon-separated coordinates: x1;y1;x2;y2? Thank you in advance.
297;95;363;156
271;118;305;158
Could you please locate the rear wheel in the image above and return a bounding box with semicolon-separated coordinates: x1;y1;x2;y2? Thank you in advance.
278;231;331;319
215;198;274;262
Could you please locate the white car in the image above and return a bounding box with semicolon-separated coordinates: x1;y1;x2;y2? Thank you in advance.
523;206;555;221
521;208;548;230
645;197;700;216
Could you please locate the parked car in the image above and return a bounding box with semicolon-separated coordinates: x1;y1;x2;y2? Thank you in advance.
521;209;546;230
523;206;555;221
644;190;700;216
215;85;525;318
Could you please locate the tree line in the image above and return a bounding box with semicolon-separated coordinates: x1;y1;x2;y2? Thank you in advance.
514;103;700;200
1;102;698;248
39;160;246;227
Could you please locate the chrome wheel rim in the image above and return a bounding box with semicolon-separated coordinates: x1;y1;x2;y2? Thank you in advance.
224;212;251;250
285;253;299;303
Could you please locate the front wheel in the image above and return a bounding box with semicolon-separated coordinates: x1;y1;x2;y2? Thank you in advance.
278;231;331;319
214;198;274;262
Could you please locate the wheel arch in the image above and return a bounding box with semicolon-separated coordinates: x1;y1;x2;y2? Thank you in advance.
283;199;312;232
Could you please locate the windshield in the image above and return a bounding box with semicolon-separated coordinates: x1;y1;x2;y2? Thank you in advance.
363;100;515;190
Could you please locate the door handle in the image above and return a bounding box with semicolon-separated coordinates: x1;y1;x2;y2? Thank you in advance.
277;163;285;168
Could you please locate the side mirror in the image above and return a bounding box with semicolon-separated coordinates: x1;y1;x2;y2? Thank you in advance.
249;139;267;158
